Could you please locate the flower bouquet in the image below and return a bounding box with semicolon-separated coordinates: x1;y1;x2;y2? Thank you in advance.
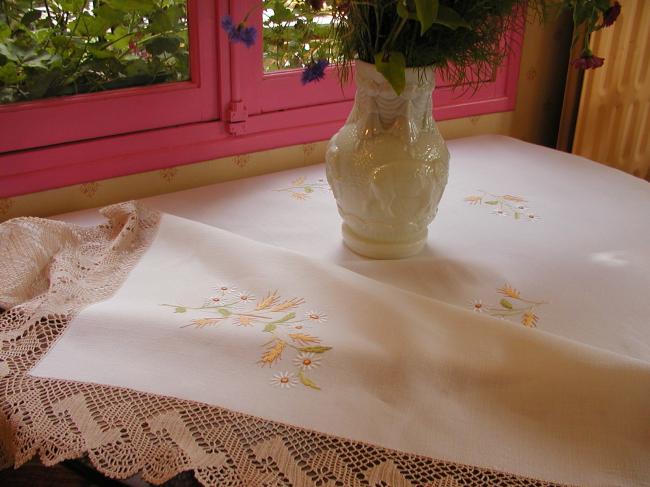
227;1;622;94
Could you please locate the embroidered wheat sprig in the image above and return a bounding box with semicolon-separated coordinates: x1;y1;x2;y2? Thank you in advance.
186;318;221;328
289;333;321;346
271;298;306;312
522;311;539;328
256;291;279;310
259;340;286;366
502;194;526;202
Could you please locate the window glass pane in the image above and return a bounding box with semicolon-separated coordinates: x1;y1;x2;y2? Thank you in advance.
263;0;332;73
0;0;189;105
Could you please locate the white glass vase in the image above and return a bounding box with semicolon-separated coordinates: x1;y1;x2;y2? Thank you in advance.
325;61;450;259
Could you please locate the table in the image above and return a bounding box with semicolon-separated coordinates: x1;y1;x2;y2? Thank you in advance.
2;135;649;486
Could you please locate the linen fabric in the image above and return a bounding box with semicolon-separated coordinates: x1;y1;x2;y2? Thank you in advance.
28;210;650;486
2;136;649;486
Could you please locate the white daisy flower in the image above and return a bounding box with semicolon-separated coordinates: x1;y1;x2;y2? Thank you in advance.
237;291;255;303
305;310;327;323
214;285;236;295
525;213;541;222
293;352;321;371
470;299;484;313
206;296;225;306
270;371;298;389
491;208;508;217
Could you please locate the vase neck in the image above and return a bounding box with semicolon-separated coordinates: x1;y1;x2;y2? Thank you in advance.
350;61;436;143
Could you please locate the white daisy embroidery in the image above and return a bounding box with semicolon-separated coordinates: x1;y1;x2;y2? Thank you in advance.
271;371;298;389
470;299;484;313
237;291;255;303
305;310;327;323
214;285;236;295
293;352;321;371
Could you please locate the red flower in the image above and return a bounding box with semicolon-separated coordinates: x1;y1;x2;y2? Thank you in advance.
603;1;622;27
571;54;605;70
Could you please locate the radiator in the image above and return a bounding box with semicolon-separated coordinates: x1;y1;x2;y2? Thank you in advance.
572;0;650;181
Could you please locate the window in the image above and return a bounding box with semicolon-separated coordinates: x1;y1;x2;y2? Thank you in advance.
0;0;523;197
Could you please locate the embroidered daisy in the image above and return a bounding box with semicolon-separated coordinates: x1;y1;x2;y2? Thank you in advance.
206;296;224;305
293;352;321;371
470;299;484;313
214;285;236;295
525;213;541;222
270;371;298;389
291;192;308;200
237;291;255;303
492;208;508;217
305;310;327;323
514;203;528;211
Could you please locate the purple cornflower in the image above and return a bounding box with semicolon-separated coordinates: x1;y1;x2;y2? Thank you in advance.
301;60;329;85
603;1;621;27
221;15;257;48
571;53;605;70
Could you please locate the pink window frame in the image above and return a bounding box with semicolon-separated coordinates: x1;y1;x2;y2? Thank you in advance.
0;0;219;154
0;0;524;198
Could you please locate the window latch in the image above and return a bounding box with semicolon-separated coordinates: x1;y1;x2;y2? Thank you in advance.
227;101;248;135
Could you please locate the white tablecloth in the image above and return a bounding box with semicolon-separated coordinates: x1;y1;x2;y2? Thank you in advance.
11;135;648;486
59;135;650;363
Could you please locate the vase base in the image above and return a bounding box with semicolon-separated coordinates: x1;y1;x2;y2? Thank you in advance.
341;224;426;259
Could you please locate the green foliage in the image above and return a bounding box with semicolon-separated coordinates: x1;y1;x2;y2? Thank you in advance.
332;0;529;93
262;0;331;72
0;0;189;104
292;0;620;94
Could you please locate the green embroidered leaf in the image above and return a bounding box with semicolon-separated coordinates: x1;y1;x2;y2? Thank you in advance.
484;200;499;205
299;346;332;354
415;0;439;35
500;299;513;310
304;187;313;193
299;371;321;390
433;6;470;30
174;307;187;313
374;51;406;95
270;312;296;325
217;308;231;317
263;324;277;332
514;212;521;220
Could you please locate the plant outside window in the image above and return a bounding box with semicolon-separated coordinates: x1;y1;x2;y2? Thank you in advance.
0;0;189;105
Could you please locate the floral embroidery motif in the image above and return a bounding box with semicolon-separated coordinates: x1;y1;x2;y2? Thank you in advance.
0;198;14;218
80;182;100;198
159;167;179;183
271;371;298;389
234;154;251;168
470;283;547;328
276;176;330;201
302;142;316;158
465;191;541;221
162;286;331;390
526;67;537;81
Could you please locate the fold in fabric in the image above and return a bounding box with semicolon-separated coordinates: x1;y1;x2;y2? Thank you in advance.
10;206;647;487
